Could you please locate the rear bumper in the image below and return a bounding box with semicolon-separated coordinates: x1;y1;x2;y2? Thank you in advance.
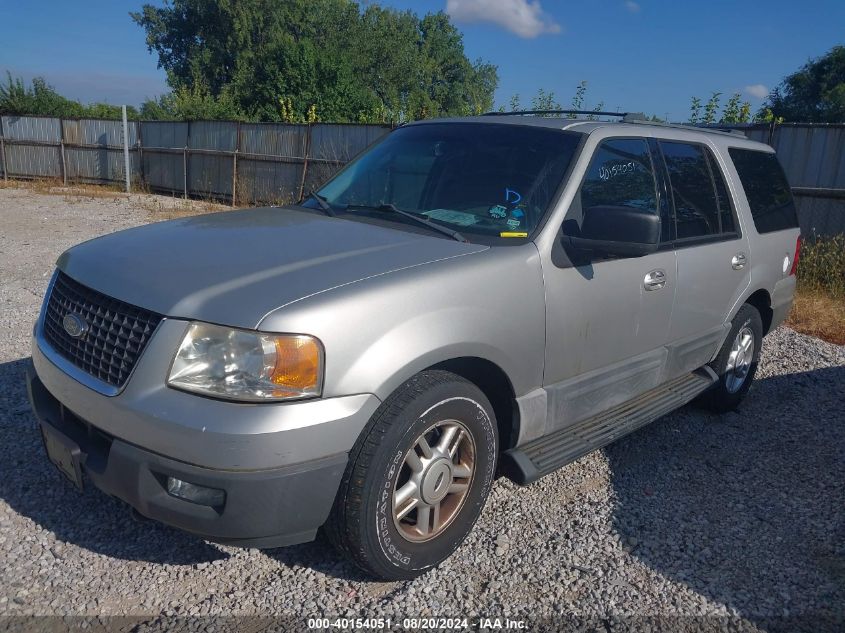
27;366;347;547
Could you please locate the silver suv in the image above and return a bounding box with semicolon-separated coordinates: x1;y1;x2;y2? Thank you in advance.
27;112;801;580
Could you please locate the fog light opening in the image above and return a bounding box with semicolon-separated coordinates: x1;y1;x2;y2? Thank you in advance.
166;476;226;507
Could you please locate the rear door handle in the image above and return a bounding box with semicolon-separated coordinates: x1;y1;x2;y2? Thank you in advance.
644;269;666;291
731;253;747;270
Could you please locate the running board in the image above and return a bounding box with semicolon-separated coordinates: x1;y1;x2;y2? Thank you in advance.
502;368;718;485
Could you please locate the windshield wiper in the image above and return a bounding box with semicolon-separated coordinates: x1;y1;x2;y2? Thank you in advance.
304;191;336;217
345;203;467;243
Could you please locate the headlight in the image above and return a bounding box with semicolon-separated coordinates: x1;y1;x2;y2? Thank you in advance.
167;322;323;401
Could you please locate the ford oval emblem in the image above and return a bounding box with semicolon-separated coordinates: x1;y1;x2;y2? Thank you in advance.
62;313;89;339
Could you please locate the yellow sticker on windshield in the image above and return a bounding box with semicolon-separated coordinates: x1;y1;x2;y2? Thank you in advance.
500;231;528;238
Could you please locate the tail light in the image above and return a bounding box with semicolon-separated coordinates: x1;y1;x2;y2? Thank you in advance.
789;237;801;276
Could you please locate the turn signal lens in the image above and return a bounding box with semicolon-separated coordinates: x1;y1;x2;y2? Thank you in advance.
270;336;322;396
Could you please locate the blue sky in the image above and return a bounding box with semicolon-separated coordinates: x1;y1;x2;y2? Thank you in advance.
1;0;843;121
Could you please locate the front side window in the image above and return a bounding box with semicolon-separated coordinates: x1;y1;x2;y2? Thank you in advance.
580;138;657;211
313;123;581;242
728;148;798;234
660;141;721;239
564;138;659;238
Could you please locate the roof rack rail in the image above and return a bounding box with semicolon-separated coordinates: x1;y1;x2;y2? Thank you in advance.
483;109;632;119
480;110;748;139
630;119;748;139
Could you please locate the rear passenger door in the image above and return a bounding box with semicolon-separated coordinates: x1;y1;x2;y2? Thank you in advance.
658;140;751;375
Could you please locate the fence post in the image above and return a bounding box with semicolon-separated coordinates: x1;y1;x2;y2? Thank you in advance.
58;118;67;185
298;123;313;202
183;146;188;199
232;121;240;206
0;117;6;182
138;121;145;190
122;106;131;193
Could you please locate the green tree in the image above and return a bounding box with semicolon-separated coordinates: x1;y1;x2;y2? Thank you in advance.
763;45;845;122
687;91;752;124
0;72;139;118
131;0;497;123
720;93;752;123
689;96;702;124
702;92;721;124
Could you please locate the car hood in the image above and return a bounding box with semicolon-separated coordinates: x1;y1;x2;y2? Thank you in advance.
57;206;488;329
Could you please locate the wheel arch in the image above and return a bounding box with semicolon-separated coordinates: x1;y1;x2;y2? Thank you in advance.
743;288;774;335
429;357;520;452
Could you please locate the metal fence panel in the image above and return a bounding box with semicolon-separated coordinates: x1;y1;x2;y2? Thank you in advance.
769;125;845;236
4;144;61;178
62;118;138;147
139;121;189;194
240;123;307;158
309;124;390;161
1;115;61;142
188;121;237;150
189;152;233;197
304;123;390;193
794;196;845;237
183;121;236;198
0;116;62;178
140;120;188;148
0;117;5;179
237;123;309;204
772;125;845;189
61;118;140;184
237;159;303;205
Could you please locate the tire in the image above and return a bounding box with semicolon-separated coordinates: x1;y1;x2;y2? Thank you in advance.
698;303;763;413
326;370;498;580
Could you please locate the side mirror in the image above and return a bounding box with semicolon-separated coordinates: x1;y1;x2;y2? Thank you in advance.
563;205;660;257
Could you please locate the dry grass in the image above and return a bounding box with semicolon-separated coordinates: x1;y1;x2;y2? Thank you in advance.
136;193;227;220
787;235;845;345
0;177;123;199
787;290;845;345
0;176;227;218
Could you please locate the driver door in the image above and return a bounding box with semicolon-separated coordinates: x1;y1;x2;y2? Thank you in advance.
542;137;677;433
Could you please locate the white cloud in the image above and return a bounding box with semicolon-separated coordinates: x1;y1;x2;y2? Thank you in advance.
446;0;561;39
624;1;641;12
744;84;770;99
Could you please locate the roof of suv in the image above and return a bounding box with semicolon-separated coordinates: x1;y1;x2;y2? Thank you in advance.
408;115;774;152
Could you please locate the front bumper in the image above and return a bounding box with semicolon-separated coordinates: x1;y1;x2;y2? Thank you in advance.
31;318;381;470
28;366;348;547
28;317;382;546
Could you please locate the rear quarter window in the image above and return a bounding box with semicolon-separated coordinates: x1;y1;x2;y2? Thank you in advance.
728;148;799;234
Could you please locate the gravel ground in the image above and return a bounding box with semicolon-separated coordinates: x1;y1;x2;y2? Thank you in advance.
0;185;843;631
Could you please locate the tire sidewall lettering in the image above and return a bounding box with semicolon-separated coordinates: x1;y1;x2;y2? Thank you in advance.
374;396;496;572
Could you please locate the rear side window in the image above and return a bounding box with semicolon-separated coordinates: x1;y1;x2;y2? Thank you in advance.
728;148;798;234
660;142;721;239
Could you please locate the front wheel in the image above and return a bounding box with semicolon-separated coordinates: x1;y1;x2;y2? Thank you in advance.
326;370;498;580
698;303;763;413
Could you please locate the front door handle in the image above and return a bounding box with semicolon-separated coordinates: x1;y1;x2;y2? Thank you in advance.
731;253;747;270
644;269;666;291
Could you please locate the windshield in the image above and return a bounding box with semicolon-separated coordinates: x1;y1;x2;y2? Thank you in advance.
312;123;581;242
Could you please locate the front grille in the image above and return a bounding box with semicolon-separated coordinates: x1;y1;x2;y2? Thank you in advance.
43;271;164;388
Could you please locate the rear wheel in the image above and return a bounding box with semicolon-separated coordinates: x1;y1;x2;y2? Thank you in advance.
699;303;763;413
326;370;497;580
